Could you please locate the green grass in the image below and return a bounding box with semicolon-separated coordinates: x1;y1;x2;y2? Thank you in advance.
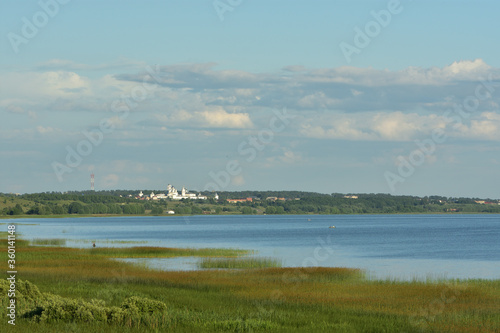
88;246;251;258
198;257;282;269
1;237;499;332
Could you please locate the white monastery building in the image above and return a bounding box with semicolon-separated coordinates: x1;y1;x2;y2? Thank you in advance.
137;185;213;200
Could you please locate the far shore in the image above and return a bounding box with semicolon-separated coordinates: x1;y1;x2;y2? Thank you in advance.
2;211;499;220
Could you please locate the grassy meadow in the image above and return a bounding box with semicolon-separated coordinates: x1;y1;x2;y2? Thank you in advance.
1;235;499;332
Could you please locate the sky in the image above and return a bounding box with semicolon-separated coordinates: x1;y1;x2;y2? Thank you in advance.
1;0;499;198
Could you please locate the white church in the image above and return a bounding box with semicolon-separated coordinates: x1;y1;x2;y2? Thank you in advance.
138;185;217;201
166;184;208;200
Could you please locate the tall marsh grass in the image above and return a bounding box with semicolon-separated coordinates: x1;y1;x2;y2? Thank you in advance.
89;246;250;258
30;238;67;246
199;257;282;269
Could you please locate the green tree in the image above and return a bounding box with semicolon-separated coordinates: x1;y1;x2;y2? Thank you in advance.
68;202;86;214
107;204;122;214
241;207;253;215
275;206;285;214
191;206;202;214
27;205;40;215
51;205;66;215
122;204;144;214
9;204;24;215
265;206;276;214
151;206;163;215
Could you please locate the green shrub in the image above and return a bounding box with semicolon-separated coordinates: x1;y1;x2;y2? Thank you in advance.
0;279;168;326
120;296;167;314
34;294;167;324
0;279;46;316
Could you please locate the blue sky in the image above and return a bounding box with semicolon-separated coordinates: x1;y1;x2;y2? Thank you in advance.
1;0;500;198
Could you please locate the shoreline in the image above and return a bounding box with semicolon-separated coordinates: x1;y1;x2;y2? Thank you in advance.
2;211;500;220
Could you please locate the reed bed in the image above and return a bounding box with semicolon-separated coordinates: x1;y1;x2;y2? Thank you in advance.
89;246;250;258
30;238;67;246
198;257;282;269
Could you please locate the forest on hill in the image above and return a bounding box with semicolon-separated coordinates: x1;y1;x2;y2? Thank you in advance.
1;191;499;217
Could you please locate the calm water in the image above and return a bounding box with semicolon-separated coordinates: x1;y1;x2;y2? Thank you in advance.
8;214;500;280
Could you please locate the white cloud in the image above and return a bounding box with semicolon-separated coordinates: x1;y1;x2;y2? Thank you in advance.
154;107;253;129
300;112;450;141
297;92;339;109
300;110;500;142
300;120;373;141
36;126;56;135
102;174;120;188
198;108;253;129
265;148;303;166
231;175;245;186
443;59;491;76
350;89;363;96
1;71;91;100
297;59;495;87
372;112;445;141
0;69;163;114
454;112;500;140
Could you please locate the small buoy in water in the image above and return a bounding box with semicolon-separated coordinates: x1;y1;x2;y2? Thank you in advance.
307;218;311;221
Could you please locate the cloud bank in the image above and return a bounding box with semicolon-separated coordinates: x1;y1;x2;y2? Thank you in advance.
1;59;500;143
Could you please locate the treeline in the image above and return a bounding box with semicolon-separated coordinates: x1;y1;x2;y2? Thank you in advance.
253;194;500;214
22;192;132;204
1;202;150;216
215;192;500;214
1;191;499;216
215;191;328;200
0;193;168;216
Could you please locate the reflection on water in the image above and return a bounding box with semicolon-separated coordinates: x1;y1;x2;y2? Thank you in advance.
115;257;201;271
114;255;498;282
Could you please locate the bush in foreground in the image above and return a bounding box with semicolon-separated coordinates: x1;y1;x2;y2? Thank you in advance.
0;279;168;327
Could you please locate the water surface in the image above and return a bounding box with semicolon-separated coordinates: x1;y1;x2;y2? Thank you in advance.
8;214;500;280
